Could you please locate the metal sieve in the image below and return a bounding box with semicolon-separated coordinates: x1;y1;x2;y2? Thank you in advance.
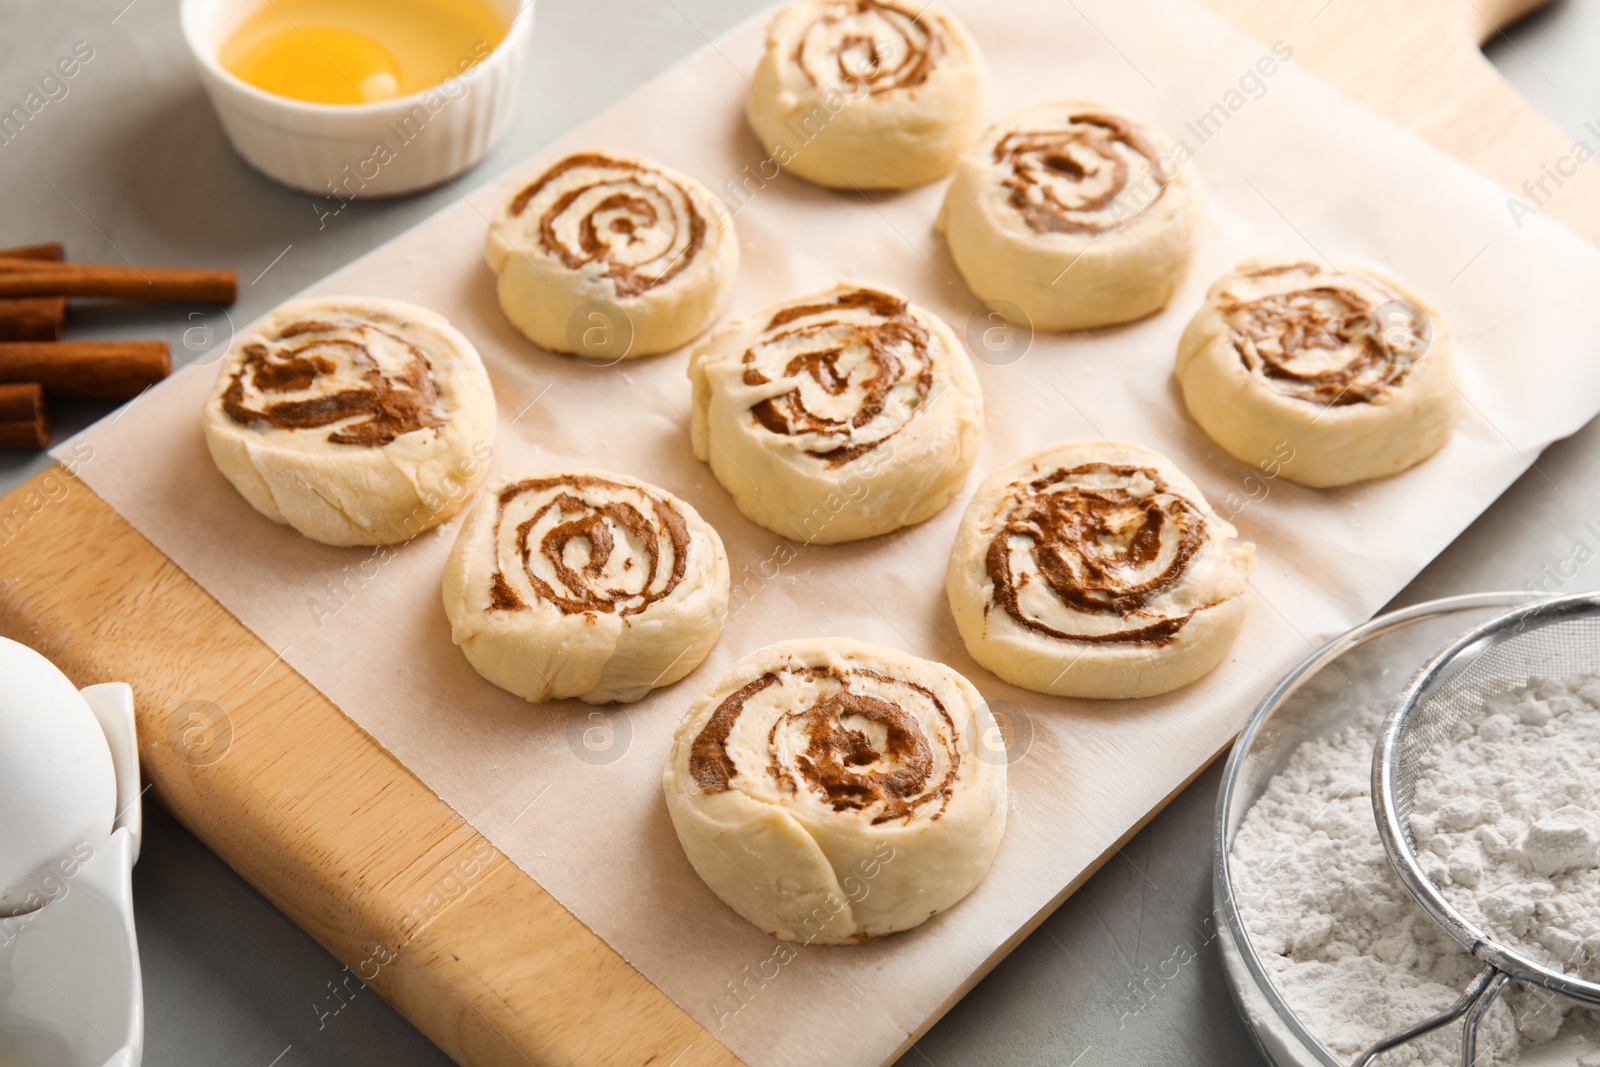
1360;591;1600;1066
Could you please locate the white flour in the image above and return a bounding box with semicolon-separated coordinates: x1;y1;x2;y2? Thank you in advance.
1230;688;1600;1065
1410;676;1600;989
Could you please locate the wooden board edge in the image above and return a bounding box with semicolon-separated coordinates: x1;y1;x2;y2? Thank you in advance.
1205;0;1600;245
875;742;1232;1065
3;1;1594;1065
0;465;744;1067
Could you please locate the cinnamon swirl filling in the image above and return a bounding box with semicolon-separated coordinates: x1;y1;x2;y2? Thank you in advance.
994;111;1168;235
508;152;708;298
985;463;1207;646
690;663;959;824
740;286;934;468
487;475;692;618
1221;263;1429;406
221;318;443;447
791;0;942;94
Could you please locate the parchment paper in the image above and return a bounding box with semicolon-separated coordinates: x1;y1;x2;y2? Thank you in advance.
57;1;1600;1064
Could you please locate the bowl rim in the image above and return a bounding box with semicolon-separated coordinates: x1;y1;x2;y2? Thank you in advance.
178;0;535;119
1211;590;1538;1067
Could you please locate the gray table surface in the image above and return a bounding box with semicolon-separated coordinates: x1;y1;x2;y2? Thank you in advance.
1;1;1596;1064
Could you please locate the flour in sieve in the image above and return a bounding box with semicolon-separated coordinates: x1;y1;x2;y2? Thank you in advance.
1231;703;1596;1064
1407;674;1600;990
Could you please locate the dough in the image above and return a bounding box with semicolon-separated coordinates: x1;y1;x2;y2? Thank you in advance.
938;100;1202;331
203;296;496;547
663;637;1006;943
1176;258;1459;488
745;0;987;189
486;150;740;358
947;440;1254;699
442;471;729;705
689;282;983;544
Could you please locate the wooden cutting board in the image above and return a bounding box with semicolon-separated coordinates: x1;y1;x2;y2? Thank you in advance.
3;2;1596;1064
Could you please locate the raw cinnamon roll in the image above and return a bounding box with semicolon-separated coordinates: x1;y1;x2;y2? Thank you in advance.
746;0;987;189
663;637;1006;943
486;150;739;358
443;471;729;705
938;101;1202;330
1176;259;1459;487
688;282;983;543
947;441;1254;699
203;296;495;546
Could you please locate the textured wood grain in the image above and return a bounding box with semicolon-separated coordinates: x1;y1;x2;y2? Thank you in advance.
0;468;738;1067
1214;0;1600;243
0;3;1584;1065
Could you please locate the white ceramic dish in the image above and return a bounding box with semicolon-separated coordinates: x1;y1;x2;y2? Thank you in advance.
0;682;143;1067
180;0;533;197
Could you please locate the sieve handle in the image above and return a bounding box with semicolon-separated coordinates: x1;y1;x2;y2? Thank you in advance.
1349;964;1504;1067
1459;972;1510;1067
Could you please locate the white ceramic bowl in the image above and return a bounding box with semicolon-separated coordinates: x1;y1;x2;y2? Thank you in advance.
180;0;533;197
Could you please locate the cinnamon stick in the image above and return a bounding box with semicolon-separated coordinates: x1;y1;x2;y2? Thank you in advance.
0;383;50;448
0;243;65;262
0;262;236;304
0;341;168;399
0;244;66;342
0;297;66;341
0;255;73;272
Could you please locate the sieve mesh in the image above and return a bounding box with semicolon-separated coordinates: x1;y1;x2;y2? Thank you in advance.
1374;592;1600;1009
